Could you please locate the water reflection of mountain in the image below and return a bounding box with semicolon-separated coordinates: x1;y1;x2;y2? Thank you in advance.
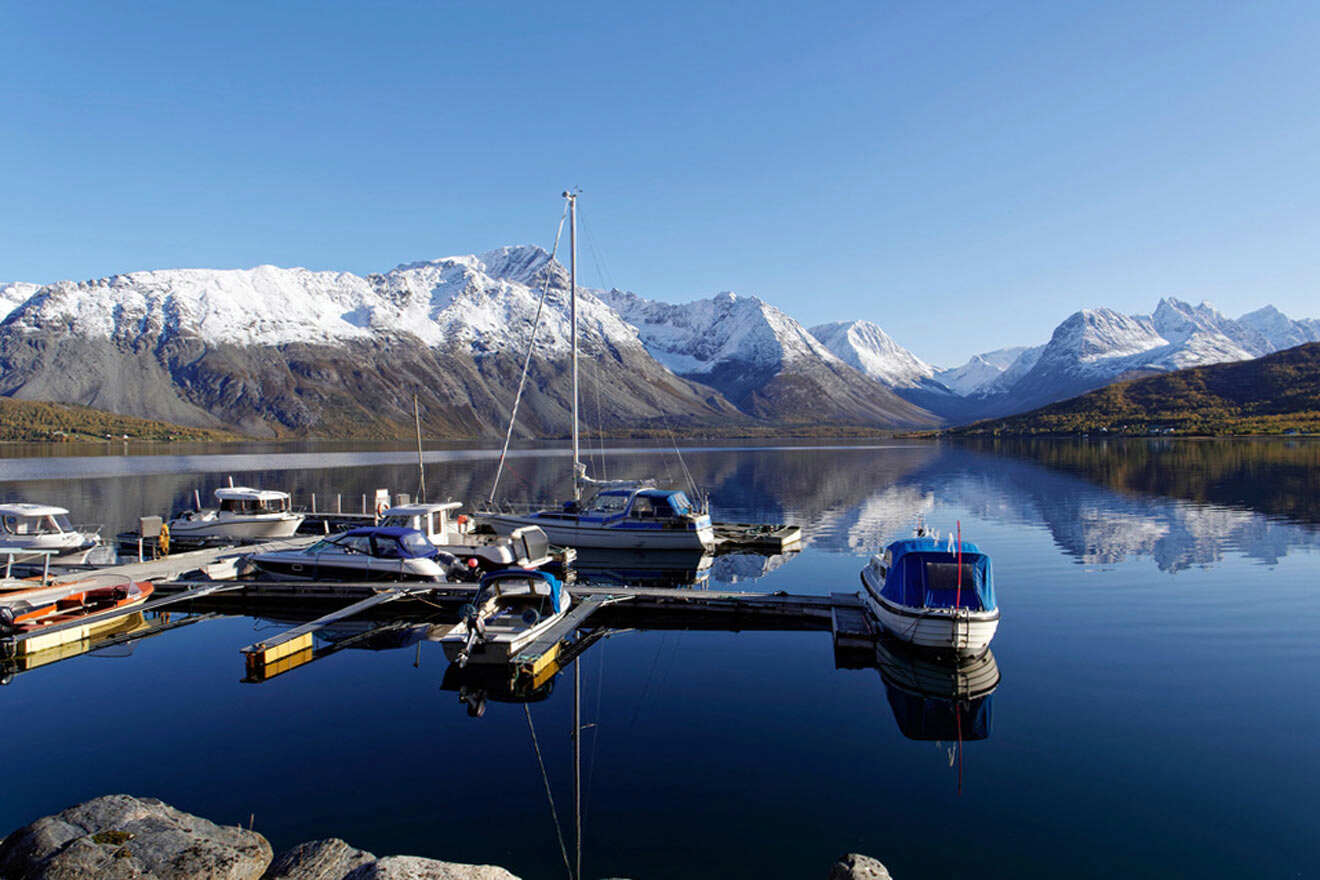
824;443;1320;572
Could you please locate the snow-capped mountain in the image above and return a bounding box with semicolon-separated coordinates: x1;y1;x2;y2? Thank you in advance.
601;291;936;426
1238;305;1320;352
934;346;1040;396
0;248;750;436
807;320;938;388
0;283;39;323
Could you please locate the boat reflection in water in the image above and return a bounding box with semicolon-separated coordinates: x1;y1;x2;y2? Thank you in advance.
572;548;715;590
874;636;999;743
440;662;557;717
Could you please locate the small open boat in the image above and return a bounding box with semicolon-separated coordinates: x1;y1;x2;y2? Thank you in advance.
435;569;571;667
0;574;154;655
859;528;999;656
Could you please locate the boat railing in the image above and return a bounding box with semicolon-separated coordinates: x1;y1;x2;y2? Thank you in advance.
1;547;61;583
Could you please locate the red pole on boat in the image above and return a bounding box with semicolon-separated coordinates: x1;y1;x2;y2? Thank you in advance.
955;520;963;608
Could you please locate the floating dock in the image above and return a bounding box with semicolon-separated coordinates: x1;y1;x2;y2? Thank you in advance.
711;521;803;553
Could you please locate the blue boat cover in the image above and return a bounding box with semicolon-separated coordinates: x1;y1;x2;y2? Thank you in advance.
479;568;563;613
881;538;996;612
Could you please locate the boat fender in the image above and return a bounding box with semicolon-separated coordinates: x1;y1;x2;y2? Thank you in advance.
466;558;479;570
521;608;541;626
0;606;14;630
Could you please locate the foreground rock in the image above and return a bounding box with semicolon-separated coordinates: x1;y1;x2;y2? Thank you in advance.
262;838;375;880
342;856;519;879
0;794;273;880
829;852;893;880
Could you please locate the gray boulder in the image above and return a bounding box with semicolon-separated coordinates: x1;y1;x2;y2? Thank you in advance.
829;852;893;880
343;855;520;880
263;838;376;880
0;794;273;880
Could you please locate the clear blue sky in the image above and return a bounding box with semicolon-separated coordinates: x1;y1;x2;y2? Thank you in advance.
3;1;1319;366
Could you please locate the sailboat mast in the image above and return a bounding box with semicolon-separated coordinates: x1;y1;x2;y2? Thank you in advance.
567;190;581;501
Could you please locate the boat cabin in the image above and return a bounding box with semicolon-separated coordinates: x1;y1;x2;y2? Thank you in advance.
378;502;466;542
215;487;292;515
876;539;996;613
0;504;77;538
572;488;700;522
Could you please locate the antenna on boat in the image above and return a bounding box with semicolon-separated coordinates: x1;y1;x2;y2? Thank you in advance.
564;188;582;502
413;394;426;504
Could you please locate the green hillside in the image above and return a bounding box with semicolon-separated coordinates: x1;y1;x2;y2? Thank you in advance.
0;397;242;442
952;343;1320;437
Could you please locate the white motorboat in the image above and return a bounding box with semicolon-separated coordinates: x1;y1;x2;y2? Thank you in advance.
248;527;449;582
0;504;101;557
169;486;305;540
859;530;999;656
479;191;715;552
376;501;562;571
435;569;571;666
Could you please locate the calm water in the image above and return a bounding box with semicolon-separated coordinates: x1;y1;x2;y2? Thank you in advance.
1;439;1316;879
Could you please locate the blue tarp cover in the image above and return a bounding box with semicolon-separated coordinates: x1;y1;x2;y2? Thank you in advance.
882;538;996;611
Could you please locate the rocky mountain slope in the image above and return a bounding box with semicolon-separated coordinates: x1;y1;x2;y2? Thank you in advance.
0;250;749;437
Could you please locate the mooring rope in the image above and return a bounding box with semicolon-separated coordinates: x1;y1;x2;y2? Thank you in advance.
524;703;574;880
488;203;571;505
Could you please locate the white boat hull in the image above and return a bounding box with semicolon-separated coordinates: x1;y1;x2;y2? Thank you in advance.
168;513;305;540
861;567;998;655
482;514;714;551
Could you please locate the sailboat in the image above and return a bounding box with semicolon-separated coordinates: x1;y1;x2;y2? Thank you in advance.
480;192;716;551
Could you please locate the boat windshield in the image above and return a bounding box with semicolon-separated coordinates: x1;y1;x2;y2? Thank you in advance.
398;532;433;556
377;514;417;531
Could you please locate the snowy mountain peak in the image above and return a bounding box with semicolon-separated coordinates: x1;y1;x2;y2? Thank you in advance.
0;282;40;323
476;245;561;287
808;320;935;388
603;288;844;378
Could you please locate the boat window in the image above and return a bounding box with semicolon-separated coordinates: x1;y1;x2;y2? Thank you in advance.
372;536;404;558
669;492;692;514
431;512;446;535
1;516;15;534
52;514;74;531
399;532;432;556
377;514;413;530
630;497;656;518
337;534;374;555
588;493;630;514
220;498;260;513
8;515;56;535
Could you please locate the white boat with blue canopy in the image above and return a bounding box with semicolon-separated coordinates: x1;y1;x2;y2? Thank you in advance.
479;191;715;552
860;531;999;656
